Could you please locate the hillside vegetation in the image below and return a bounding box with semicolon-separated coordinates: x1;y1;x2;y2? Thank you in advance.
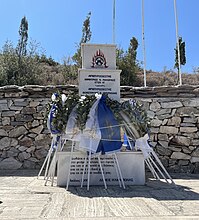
0;15;198;87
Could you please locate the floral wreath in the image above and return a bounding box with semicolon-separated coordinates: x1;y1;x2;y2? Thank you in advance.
46;92;150;139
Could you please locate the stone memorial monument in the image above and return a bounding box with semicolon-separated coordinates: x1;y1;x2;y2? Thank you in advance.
78;43;121;100
55;43;146;187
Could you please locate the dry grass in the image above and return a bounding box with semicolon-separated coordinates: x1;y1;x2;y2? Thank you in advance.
136;71;199;87
38;63;199;87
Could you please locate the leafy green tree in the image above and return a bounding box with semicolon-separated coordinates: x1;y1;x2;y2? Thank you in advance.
0;41;18;85
0;41;43;86
72;12;92;68
117;37;140;86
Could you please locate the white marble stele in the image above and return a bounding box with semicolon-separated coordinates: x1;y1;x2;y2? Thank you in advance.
57;151;145;187
79;43;121;101
81;43;117;70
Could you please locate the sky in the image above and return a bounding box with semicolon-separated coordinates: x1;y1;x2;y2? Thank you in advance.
0;0;198;73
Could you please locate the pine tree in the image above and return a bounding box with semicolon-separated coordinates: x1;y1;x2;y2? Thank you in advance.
16;16;28;58
73;12;92;68
117;37;140;86
174;37;186;84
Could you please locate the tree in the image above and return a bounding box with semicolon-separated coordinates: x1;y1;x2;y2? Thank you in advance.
72;12;92;68
117;37;140;86
0;41;18;85
16;16;28;58
174;36;186;83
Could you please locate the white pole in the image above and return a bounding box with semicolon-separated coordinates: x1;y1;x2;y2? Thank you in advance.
113;0;116;44
174;0;182;85
142;0;147;87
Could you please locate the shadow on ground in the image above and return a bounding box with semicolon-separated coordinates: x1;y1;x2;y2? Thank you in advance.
62;177;199;201
1;169;199;202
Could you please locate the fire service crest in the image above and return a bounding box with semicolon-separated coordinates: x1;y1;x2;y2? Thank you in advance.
91;49;108;68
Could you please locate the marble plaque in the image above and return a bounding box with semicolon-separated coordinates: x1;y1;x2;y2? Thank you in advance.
57;151;145;186
78;69;121;100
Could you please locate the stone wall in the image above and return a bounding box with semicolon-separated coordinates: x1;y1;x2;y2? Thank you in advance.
1;85;199;173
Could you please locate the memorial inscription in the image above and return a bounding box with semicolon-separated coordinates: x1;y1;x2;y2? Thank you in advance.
79;44;121;100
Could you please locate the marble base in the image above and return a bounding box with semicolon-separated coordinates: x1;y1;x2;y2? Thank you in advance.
57;151;145;186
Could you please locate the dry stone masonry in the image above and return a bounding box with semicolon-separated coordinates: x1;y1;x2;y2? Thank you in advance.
0;85;199;173
0;85;77;170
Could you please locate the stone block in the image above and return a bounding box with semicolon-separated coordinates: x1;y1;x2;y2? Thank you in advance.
0;137;11;150
34;137;51;148
18;146;27;152
9;126;27;138
180;127;198;133
28;157;39;162
159;126;178;134
182;147;192;154
156;108;171;116
32;120;40;127
9;106;23;111
2;111;16;117
7;147;19;157
183;132;199;139
23;160;36;169
14;100;29;106
35;148;47;159
167;117;181;127
161;101;183;109
150;102;160;112
31;125;44;134
178;160;189;166
150;119;162;127
158;133;169;141
157;114;172;120
169;159;177;166
0;157;22;169
19;137;33;147
189;146;196;151
172;136;191;146
21;107;36;115
0;100;7;104
177;107;199;116
191;147;199;157
190;157;199;163
15;114;33;122
183;99;199;107
18;152;31;161
29;101;40;107
169;145;182;152
192;139;199;146
183;117;197;123
33;113;44;119
37;106;45;112
146;110;155;119
156;145;172;156
181;123;195;127
10;138;18;147
2;117;10;126
11;121;26;126
0;129;8;137
26;146;35;153
171;152;191;160
0;103;9;111
158;140;169;148
162;119;168;125
150;127;159;134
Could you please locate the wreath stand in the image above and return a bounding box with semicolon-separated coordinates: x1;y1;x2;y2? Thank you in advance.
66;137;125;191
127;134;175;185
